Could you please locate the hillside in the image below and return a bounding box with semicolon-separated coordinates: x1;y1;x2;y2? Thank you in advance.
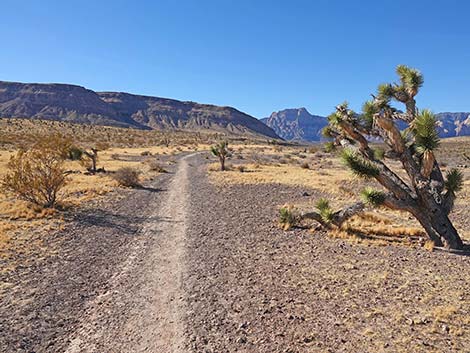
262;108;470;141
0;81;279;139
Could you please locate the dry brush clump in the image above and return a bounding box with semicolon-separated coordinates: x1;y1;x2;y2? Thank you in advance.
1;134;71;208
292;65;465;249
112;167;141;187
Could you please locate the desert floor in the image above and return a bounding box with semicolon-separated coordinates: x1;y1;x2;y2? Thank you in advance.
1;150;469;353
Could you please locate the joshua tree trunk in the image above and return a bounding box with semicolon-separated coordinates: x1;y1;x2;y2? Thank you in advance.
220;156;226;171
84;148;98;174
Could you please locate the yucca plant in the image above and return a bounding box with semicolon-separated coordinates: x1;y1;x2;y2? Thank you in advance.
316;65;464;249
211;141;230;171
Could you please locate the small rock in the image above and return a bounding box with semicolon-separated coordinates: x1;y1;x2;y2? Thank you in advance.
237;336;247;344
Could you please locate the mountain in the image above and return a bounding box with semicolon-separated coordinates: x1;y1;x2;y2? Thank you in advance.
435;112;470;138
0;81;279;139
261;108;327;141
262;108;470;141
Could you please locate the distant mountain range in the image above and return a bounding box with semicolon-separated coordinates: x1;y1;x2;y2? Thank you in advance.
261;108;470;141
0;81;279;139
1;81;468;142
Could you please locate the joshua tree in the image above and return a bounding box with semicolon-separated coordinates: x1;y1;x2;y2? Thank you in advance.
83;147;99;174
211;141;230;171
81;142;109;174
311;65;464;249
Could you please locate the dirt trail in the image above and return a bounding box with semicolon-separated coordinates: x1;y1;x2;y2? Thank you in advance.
64;154;192;353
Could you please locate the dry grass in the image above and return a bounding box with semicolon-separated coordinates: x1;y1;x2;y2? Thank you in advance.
208;139;470;246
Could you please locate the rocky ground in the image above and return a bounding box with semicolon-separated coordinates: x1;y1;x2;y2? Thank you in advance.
1;153;469;353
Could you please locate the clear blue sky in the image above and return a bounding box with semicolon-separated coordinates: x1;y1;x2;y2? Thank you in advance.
1;0;469;118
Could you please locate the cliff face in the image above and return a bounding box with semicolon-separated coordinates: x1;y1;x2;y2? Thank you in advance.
0;81;279;138
262;108;327;141
262;108;470;141
435;112;470;138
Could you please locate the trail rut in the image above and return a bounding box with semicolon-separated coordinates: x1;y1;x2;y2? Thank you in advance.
65;154;192;353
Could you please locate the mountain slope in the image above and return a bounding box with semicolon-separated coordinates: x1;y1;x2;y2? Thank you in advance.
0;81;279;138
262;108;470;141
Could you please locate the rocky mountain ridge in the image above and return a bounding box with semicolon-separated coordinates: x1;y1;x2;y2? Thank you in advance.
262;108;470;141
0;81;279;138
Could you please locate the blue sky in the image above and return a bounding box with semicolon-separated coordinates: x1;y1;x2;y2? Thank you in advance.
1;0;469;118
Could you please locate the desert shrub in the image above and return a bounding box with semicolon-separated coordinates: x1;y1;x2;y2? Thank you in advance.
68;145;84;160
308;146;319;154
300;162;310;169
147;160;167;173
112;167;141;187
1;134;69;208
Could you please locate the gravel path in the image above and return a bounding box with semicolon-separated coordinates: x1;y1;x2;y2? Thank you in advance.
64;153;192;353
0;153;193;353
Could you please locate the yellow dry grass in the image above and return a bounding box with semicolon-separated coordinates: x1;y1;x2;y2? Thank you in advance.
209;142;470;246
0;144;206;258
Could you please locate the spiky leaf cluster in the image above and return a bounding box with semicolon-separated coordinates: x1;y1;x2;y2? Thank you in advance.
445;169;463;194
396;65;423;97
361;100;379;129
377;83;394;102
341;149;380;178
413;109;440;153
322;126;335;139
211;141;230;157
373;147;385;160
279;205;299;229
315;198;334;223
324;141;336;153
360;187;386;207
327;111;342;126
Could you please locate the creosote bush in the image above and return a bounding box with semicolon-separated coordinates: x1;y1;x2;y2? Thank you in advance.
1;134;70;208
147;159;168;173
113;167;141;187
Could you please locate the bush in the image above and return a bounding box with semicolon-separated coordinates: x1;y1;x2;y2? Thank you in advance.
113;167;141;187
1;134;69;208
68;145;84;160
147;160;167;173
